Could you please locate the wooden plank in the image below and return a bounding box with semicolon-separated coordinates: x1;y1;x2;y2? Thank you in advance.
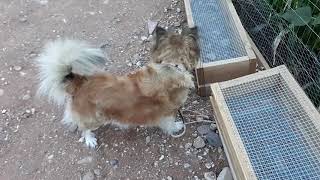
210;84;257;180
246;32;270;69
183;0;195;28
200;58;255;84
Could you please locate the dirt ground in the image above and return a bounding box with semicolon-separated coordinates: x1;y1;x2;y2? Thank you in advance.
0;0;227;179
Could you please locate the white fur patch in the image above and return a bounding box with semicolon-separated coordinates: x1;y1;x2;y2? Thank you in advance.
158;117;184;134
81;130;97;148
36;39;106;105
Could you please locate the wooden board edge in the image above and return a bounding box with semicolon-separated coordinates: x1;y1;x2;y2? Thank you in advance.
183;0;195;28
210;84;257;180
224;0;256;61
279;67;320;130
198;56;249;69
246;32;270;69
218;65;286;89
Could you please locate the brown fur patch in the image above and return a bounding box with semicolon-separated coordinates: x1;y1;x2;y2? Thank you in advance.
67;64;193;130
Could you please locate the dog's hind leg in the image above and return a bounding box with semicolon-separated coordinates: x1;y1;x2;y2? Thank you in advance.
61;101;78;132
158;116;184;135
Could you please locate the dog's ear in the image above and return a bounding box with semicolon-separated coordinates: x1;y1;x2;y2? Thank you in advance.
182;26;198;39
151;26;167;51
153;26;167;38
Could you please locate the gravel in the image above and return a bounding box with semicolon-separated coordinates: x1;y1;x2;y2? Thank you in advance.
193;136;206;149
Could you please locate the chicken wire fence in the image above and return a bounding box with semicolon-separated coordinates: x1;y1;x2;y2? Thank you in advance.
232;0;320;108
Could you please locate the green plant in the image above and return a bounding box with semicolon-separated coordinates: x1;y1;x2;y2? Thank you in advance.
268;0;320;54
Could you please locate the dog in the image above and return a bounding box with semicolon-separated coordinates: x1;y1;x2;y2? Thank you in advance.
151;26;200;71
36;38;195;148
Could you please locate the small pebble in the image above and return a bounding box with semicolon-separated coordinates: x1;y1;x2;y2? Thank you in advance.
47;154;54;160
204;172;216;180
174;22;181;27
136;61;141;67
210;123;217;131
146;136;151;144
167;176;173;180
22;94;31;100
205;162;214;169
110;159;119;168
0;89;4;96
127;63;133;67
159;155;164;161
2;109;7;114
176;8;181;13
93;169;101;176
184;142;192;149
183;163;191;169
13;66;22;71
141;36;148;41
82;171;95;180
19;17;27;23
193;136;206;149
77;156;93;165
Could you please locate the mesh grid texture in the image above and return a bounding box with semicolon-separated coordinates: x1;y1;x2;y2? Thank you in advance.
191;0;247;63
233;0;320;107
222;74;320;180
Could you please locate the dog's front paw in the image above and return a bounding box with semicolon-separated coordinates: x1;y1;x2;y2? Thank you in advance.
81;130;98;149
171;121;184;134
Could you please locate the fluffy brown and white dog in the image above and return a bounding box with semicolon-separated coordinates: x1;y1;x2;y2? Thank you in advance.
36;27;198;148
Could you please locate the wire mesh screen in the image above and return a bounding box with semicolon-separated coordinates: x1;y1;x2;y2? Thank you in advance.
232;0;320;107
222;74;320;179
191;0;247;63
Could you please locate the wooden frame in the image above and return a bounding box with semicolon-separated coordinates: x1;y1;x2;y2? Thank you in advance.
184;0;257;96
210;65;320;180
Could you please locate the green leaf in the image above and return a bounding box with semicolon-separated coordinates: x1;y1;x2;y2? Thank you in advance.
281;6;312;26
312;16;320;25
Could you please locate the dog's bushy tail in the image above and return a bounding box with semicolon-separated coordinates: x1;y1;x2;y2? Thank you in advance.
36;39;106;105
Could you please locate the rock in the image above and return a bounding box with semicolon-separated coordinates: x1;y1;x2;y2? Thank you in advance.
204;172;216;180
77;156;93;165
93;169;101;176
217;167;233;180
103;0;109;4
205;132;222;147
110;159;119;168
146;136;151;144
184;142;192;149
193;136;205;149
159;155;164;161
22;94;31;100
47;154;54;160
2;109;7;114
31;108;36;115
83;171;95;180
141;36;148;41
197;125;211;136
218;147;223;154
183;163;191;169
19;17;27;23
174;22;181;27
205;162;214;169
147;20;158;34
136;61;141;67
127;63;133;67
13;66;22;71
176;8;181;13
210;123;217;131
167;176;173;180
0;89;4;96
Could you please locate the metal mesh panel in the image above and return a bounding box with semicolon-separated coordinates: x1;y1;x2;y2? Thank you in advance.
222;74;320;180
232;0;320;107
191;0;247;63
